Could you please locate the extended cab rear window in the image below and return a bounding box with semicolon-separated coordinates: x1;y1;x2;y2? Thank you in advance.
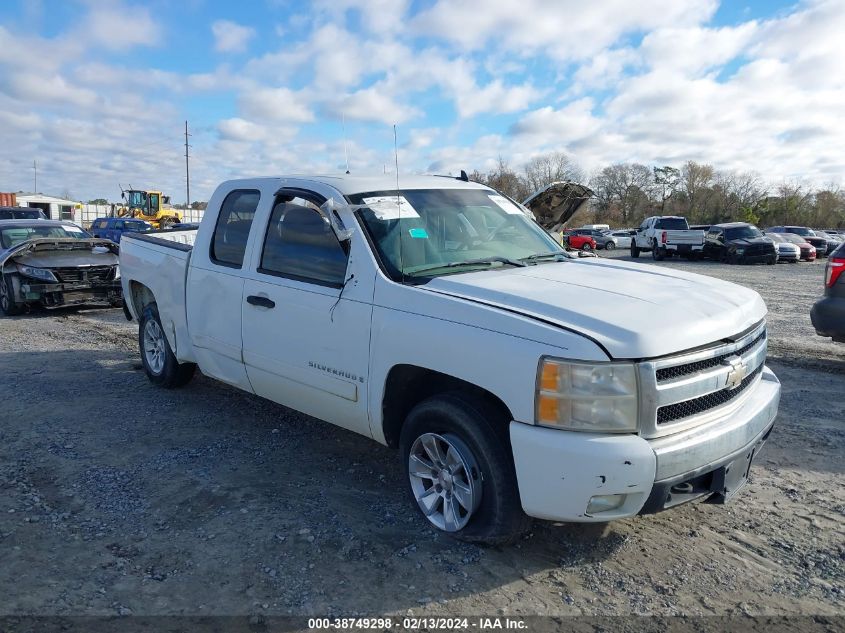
211;189;260;268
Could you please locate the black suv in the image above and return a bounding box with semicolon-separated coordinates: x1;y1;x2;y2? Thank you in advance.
703;223;777;264
0;206;48;220
810;242;845;343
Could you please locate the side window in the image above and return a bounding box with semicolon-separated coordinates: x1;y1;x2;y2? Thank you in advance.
259;201;348;288
114;220;125;230
210;189;260;268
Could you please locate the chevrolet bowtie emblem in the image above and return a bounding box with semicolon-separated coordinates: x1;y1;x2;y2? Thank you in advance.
722;356;747;390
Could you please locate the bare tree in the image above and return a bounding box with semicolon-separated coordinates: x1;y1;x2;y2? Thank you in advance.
590;163;653;225
680;161;715;216
653;166;680;213
522;152;585;195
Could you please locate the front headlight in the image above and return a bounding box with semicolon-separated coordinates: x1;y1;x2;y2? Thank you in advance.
114;266;120;280
16;264;58;282
536;358;638;432
735;247;746;254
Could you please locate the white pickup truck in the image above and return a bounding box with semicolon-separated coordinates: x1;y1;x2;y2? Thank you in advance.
120;175;780;544
631;216;706;260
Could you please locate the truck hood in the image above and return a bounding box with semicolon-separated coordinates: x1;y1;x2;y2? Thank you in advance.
522;181;593;232
0;238;119;268
422;258;767;359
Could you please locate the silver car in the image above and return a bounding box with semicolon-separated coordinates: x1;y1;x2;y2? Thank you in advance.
609;230;634;249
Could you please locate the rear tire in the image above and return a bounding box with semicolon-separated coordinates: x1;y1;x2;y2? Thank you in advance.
139;304;196;388
0;273;24;316
604;242;615;251
652;241;665;261
400;392;530;545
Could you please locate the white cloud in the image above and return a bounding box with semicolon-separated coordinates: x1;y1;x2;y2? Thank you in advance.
82;4;159;51
326;85;422;125
211;20;256;53
411;0;718;59
239;87;315;123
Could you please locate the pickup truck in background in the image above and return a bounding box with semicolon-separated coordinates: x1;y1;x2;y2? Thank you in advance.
631;216;706;260
119;175;780;544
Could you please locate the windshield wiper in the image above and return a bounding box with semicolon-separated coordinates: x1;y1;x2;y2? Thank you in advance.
520;251;569;263
409;256;527;276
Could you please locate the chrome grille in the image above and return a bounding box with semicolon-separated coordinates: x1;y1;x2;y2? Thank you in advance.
638;321;768;439
53;266;116;284
656;365;764;424
655;330;766;382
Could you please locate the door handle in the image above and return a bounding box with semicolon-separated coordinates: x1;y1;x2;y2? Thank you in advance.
246;295;275;309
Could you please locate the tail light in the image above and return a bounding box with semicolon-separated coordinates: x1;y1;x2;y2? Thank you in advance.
661;231;667;244
826;257;845;288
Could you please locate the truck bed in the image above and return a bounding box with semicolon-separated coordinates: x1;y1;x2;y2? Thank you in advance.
665;230;705;246
119;229;197;363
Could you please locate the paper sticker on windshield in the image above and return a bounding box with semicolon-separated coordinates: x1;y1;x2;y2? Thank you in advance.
488;194;524;215
409;227;428;239
362;196;420;220
63;226;85;233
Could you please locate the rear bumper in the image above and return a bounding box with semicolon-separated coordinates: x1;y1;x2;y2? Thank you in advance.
509;366;780;522
811;296;845;341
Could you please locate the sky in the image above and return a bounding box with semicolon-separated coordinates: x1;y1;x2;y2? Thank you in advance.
0;0;843;203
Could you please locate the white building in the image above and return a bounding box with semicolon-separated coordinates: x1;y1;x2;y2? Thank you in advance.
15;193;81;222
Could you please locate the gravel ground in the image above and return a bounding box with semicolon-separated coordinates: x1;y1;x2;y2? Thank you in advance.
0;255;843;620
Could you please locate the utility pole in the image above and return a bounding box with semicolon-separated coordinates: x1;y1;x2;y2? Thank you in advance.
33;160;37;193
184;120;191;212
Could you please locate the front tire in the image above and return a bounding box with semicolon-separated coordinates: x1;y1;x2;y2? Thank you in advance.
630;243;640;258
604;241;615;251
0;273;24;316
581;243;593;251
400;392;529;545
139;304;196;388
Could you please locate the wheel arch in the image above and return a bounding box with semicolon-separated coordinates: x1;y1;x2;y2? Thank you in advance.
380;364;515;450
128;280;157;319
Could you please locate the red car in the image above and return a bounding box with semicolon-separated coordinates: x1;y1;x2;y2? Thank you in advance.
563;232;597;251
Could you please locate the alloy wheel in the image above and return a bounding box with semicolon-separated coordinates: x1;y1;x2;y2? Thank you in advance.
408;433;481;532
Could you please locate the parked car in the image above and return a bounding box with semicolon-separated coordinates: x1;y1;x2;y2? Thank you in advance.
609;230;635;249
631;216;705;260
765;234;800;263
703;223;777;265
0;220;122;315
564;231;597;251
119;174;780;544
810;242;845;343
810;229;841;254
89;217;153;243
765;232;816;261
570;228;617;250
0;206;48;220
766;226;828;257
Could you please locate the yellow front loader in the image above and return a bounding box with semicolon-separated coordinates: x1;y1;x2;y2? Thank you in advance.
115;188;182;229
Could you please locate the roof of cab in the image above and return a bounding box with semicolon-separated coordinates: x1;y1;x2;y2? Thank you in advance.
224;174;491;196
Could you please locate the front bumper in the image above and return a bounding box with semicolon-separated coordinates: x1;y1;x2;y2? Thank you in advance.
19;280;122;307
509;366;781;522
811;296;845;342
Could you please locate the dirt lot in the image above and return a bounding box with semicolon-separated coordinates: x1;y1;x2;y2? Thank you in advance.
0;255;843;620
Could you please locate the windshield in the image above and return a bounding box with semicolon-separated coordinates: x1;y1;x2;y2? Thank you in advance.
655;218;689;230
784;226;812;236
127;191;148;208
779;233;807;245
1;225;89;249
350;188;564;280
725;225;763;240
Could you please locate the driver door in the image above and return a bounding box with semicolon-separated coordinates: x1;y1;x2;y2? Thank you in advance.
240;192;374;436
